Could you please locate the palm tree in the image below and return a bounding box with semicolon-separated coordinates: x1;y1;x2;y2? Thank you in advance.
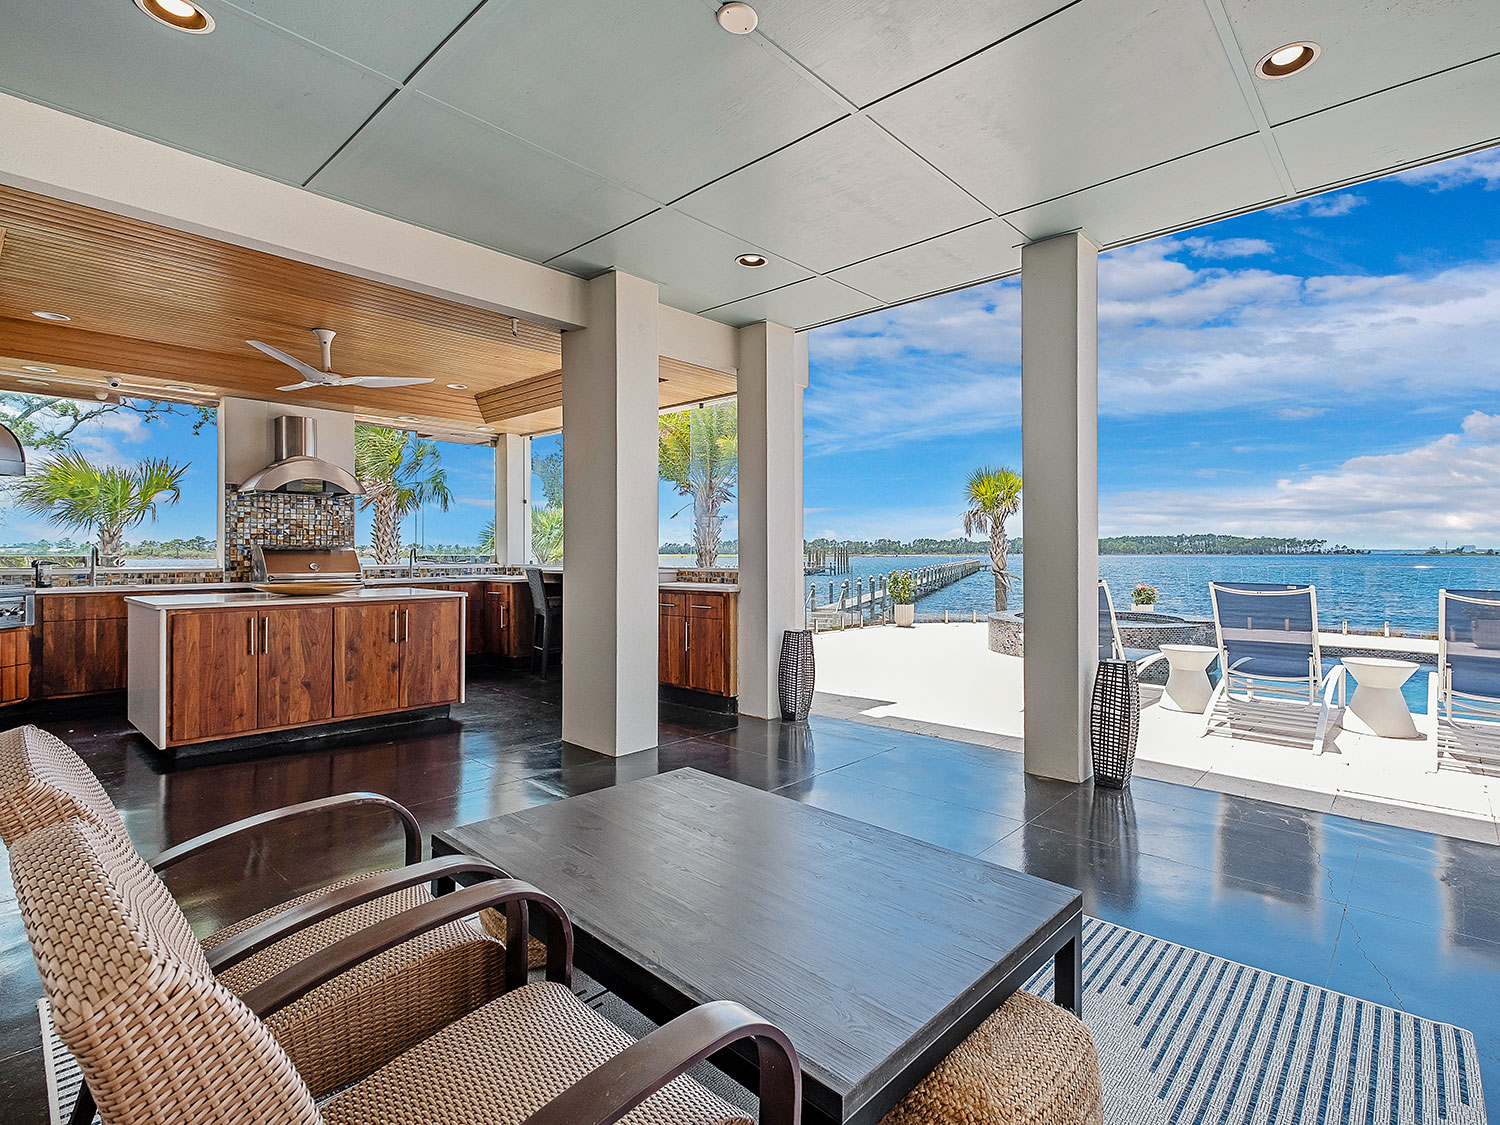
531;505;564;564
353;425;453;564
659;403;737;568
11;451;188;565
962;465;1023;611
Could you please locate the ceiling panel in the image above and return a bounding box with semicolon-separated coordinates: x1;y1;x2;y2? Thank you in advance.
829;220;1022;305
869;0;1258;216
674;117;989;275
546;209;814;314
1222;0;1500;126
751;0;1073;107
0;1;394;185
1005;137;1285;247
1273;55;1500;193
699;276;879;329
409;0;845;201
308;92;658;264
217;0;480;82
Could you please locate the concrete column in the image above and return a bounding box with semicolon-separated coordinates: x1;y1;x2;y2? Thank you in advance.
736;321;806;719
492;434;530;564
1020;232;1099;783
560;272;660;755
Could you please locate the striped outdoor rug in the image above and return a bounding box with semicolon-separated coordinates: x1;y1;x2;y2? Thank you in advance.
40;917;1485;1125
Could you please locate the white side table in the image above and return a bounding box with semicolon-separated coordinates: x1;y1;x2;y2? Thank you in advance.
1157;644;1219;714
1341;657;1420;739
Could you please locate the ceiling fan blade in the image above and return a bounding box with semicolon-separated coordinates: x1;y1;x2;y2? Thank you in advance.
341;376;437;388
247;340;329;382
276;382;318;392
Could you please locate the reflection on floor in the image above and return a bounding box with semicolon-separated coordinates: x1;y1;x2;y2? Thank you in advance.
0;665;1497;1121
811;622;1500;843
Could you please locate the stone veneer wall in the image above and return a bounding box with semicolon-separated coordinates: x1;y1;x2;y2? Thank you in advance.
223;488;355;581
671;568;739;584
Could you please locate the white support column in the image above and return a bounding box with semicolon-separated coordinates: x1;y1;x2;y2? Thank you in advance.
492;434;530;564
1020;232;1099;783
560;272;660;755
737;321;806;719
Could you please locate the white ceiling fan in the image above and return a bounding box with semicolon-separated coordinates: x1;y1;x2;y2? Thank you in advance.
246;328;435;392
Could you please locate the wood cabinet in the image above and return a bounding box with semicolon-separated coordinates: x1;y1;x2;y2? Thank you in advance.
167;605;333;744
484;581;533;659
658;590;736;697
333;598;463;718
37;592;128;697
434;583;485;654
0;628;31;706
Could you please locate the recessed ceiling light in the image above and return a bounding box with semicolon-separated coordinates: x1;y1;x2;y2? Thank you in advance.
735;253;768;268
446;382;469;389
1256;41;1319;79
21;366;56;374
32;311;71;322
133;0;215;33
396;415;418;422
477;426;495;432
15;377;50;387
166;385;195;393
716;2;757;34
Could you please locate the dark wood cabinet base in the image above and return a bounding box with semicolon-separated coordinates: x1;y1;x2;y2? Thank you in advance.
153;705;452;764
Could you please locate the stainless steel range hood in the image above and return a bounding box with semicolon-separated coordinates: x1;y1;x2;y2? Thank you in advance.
238;415;362;495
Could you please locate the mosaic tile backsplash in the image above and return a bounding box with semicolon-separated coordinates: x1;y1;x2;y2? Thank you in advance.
224;488;355;580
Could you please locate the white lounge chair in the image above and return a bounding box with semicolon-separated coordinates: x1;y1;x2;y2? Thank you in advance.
1432;588;1500;770
1099;579;1166;675
1202;582;1344;753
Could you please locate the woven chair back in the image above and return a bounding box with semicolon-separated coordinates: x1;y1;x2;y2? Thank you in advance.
0;724;128;846
10;818;322;1125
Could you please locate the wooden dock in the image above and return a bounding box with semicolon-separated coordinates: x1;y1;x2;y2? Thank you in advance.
806;559;985;630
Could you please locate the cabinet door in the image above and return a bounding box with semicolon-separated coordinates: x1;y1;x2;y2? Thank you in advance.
686;615;729;695
333;603;402;717
0;628;30;705
169;611;259;743
484;584;509;655
461;587;484;654
400;598;463;709
258;605;334;728
659;594;686;687
40;618;128;696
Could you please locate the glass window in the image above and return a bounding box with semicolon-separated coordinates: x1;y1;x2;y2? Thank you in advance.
0;390;218;567
352;424;494;563
529;432;563;564
658;399;737;569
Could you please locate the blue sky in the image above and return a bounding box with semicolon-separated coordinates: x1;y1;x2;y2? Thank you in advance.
4;144;1498;553
804;144;1500;550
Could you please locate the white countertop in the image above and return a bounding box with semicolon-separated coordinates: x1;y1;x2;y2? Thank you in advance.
124;586;468;610
660;582;740;592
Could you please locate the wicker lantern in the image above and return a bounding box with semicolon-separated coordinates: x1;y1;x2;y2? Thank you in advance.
778;630;816;722
1090;658;1139;788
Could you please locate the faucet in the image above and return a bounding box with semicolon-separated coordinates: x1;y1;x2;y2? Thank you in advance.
407;544;419;579
88;546;99;586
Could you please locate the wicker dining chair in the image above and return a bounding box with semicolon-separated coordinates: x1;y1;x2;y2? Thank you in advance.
0;724;528;1103
11;816;802;1125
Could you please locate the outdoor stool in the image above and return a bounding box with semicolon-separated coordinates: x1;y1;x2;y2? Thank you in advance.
879;989;1103;1125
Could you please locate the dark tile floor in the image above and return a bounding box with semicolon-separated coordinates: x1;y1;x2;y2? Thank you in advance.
2;665;1498;1121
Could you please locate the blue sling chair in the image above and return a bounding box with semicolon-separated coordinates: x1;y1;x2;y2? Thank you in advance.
1203;582;1345;753
1434;589;1500;769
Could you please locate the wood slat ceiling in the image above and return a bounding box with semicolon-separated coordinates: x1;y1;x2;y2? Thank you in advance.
0;185;736;435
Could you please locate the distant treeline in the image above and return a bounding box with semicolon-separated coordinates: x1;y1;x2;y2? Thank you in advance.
662;540;739;556
794;534;1368;557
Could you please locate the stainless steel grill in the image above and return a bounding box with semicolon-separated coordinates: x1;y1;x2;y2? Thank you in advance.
249;547;363;596
0;586;35;629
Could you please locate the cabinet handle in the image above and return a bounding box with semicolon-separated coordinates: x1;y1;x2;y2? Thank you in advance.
690;604;713;610
247;615;255;656
500;603;507;628
685;622;689;653
392;607;398;642
404;608;410;642
261;616;269;656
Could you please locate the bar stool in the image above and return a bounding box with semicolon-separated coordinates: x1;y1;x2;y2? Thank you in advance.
526;567;562;677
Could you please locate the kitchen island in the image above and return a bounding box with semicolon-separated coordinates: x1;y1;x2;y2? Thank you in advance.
126;587;466;755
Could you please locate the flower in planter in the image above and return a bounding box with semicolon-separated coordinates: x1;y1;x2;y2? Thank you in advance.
1132;583;1159;606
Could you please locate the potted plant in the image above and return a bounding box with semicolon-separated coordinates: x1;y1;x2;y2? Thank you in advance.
1131;583;1159;613
890;570;916;627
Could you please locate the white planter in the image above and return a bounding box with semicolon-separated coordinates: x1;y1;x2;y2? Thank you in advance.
894;603;915;627
1133;603;1156;613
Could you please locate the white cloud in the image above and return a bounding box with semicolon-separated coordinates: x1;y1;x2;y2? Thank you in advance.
1178;237;1274;259
1394;147;1500;192
1102;414;1500;547
1274;193;1368;218
1277;406;1328;421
